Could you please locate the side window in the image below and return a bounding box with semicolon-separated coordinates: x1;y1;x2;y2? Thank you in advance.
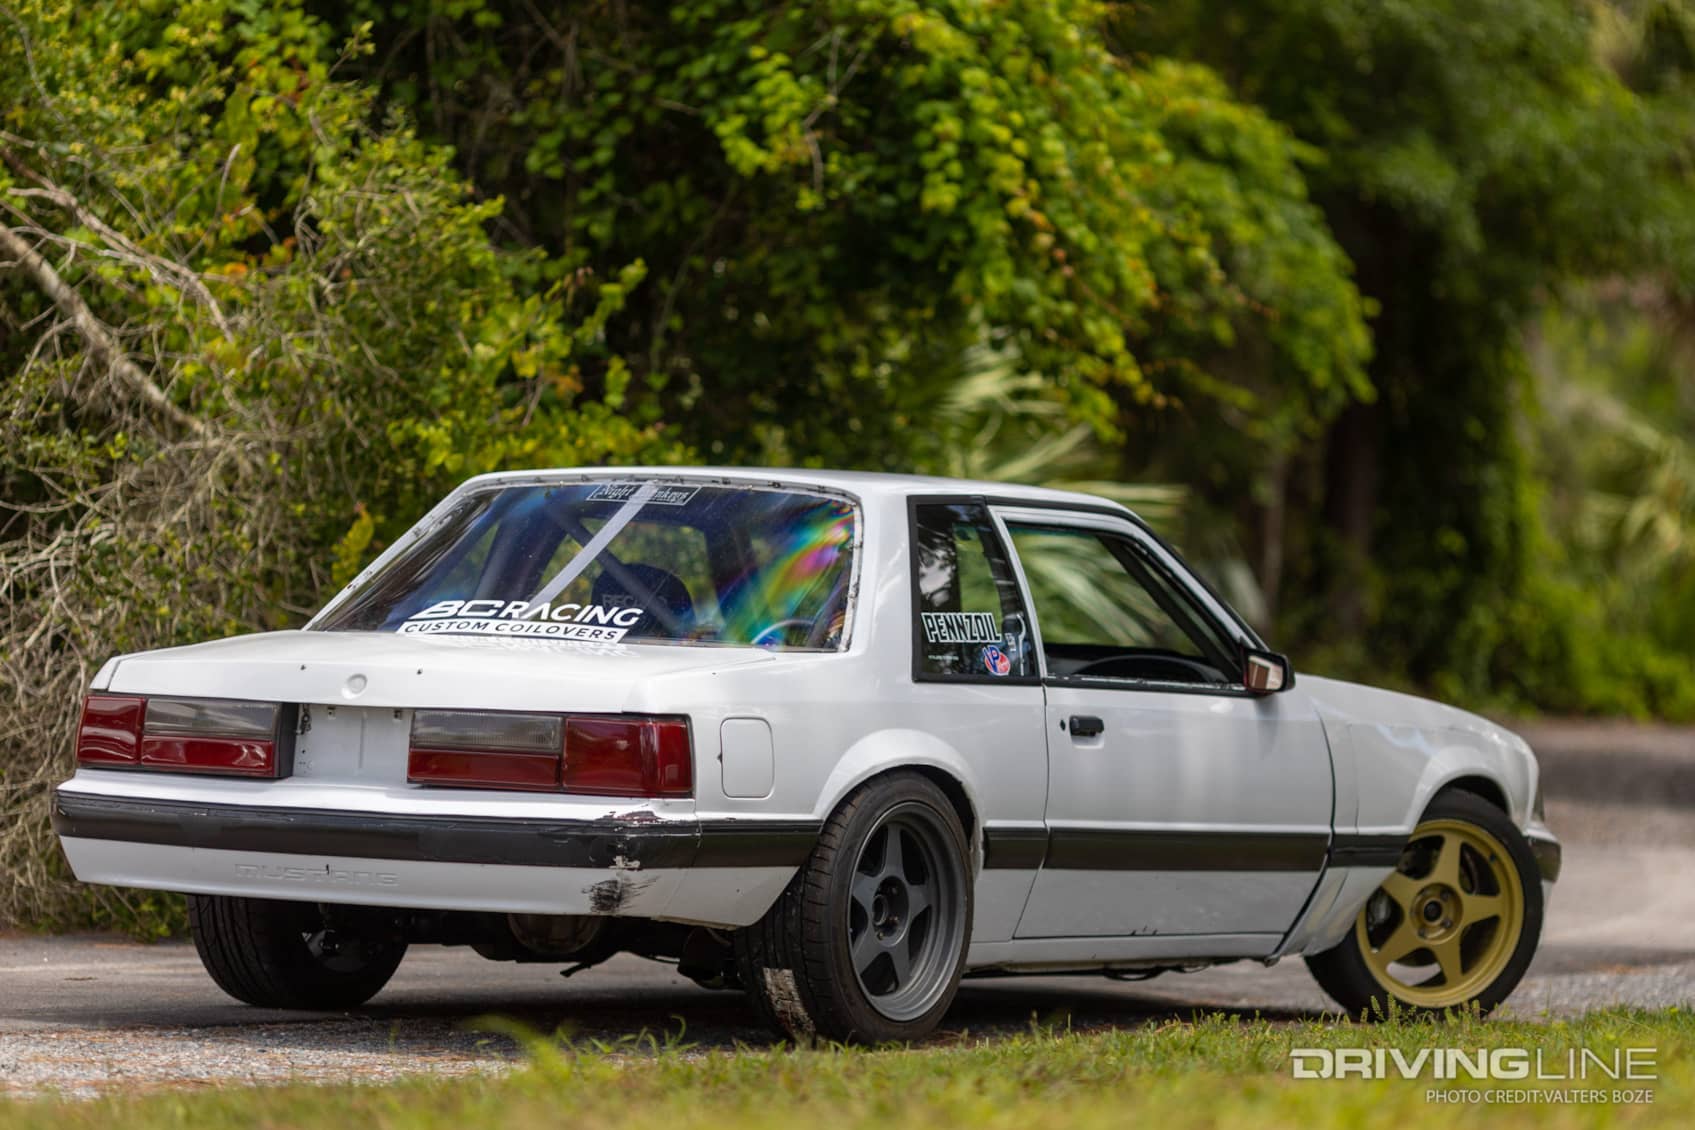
1005;522;1240;687
912;504;1033;679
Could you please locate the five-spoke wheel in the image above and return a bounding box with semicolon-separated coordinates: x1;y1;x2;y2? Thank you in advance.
1357;818;1522;1007
1306;789;1542;1018
847;806;967;1022
736;772;972;1042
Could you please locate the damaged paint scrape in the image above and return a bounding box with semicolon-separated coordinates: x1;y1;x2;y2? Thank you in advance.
586;869;659;914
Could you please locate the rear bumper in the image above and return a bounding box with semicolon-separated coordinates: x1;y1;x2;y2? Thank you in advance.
53;787;816;927
51;791;818;870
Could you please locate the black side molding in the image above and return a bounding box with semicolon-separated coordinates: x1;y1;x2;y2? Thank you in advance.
1046;829;1329;872
982;824;1331;872
52;790;818;871
1326;833;1407;869
980;826;1438;873
981;826;1049;870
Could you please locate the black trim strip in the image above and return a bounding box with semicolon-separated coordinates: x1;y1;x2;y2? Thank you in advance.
52;791;818;871
1031;828;1328;872
1326;833;1407;868
1047;675;1260;700
982;826;1049;869
57;789;1470;883
694;822;820;868
986;825;1402;873
1047;829;1327;871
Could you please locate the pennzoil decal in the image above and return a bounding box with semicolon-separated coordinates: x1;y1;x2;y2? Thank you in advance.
399;599;642;641
921;611;1000;645
587;482;700;506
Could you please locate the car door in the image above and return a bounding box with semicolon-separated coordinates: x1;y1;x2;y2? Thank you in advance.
906;500;1049;944
996;506;1333;945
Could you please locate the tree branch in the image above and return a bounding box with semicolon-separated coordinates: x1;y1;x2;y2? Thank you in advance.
0;224;208;438
1;143;235;338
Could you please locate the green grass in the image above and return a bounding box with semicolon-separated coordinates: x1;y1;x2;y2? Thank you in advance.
2;1009;1689;1128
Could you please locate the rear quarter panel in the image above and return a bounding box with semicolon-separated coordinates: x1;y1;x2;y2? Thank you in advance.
624;490;1049;939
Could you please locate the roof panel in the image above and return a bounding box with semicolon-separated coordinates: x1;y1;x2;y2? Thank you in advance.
460;465;1134;513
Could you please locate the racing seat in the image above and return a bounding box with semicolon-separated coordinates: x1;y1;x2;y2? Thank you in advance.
590;563;695;638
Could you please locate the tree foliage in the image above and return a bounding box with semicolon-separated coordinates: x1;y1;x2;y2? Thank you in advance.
1124;0;1695;711
322;0;1370;466
0;0;679;930
1526;285;1695;718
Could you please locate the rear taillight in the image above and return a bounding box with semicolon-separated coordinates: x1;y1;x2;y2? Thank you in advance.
564;716;693;797
407;710;564;792
75;695;145;765
407;710;693;797
75;694;291;778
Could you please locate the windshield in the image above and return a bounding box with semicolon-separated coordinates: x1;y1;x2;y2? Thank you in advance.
314;480;859;651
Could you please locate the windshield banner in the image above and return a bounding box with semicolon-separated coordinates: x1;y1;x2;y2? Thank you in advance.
398;599;642;642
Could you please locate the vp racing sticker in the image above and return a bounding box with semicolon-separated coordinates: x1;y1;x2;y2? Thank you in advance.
980;644;1012;677
399;599;642;641
921;611;1000;645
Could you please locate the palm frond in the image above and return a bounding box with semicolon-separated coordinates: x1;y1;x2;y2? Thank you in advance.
931;346;1188;534
1542;374;1695;569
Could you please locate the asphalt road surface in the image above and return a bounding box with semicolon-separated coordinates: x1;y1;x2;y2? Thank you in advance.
4;780;1693;1097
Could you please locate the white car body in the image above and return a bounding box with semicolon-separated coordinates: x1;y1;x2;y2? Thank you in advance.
55;467;1559;976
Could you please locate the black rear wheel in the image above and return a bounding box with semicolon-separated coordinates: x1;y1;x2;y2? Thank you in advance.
736;771;972;1043
188;895;406;1009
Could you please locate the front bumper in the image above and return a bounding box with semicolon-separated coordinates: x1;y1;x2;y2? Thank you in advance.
53;787;817;927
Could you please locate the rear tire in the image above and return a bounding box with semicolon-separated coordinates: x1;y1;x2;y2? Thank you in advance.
1305;790;1542;1019
736;772;972;1043
188;895;406;1009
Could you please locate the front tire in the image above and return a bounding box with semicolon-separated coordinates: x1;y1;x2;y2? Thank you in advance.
737;772;973;1043
1306;790;1542;1018
188;895;407;1009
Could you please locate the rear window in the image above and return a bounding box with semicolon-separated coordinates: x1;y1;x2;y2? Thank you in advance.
314;481;859;651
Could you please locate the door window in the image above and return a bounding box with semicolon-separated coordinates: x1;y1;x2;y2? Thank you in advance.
1005;522;1239;687
911;504;1034;679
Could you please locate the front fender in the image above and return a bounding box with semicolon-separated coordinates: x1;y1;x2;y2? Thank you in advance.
1353;724;1535;834
1278;723;1540;957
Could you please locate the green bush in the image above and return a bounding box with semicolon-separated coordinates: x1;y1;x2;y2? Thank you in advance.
0;0;683;933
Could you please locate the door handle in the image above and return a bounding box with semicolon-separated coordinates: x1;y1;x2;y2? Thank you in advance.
1067;715;1105;738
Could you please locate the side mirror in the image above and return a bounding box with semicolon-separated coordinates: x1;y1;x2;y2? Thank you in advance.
1244;649;1293;695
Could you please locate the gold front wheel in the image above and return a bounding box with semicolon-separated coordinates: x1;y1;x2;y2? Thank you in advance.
1355;817;1526;1009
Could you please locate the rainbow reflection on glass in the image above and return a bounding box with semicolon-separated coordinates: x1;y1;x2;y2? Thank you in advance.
719;499;857;648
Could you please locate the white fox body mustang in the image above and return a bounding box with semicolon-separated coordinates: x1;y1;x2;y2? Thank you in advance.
56;468;1560;1040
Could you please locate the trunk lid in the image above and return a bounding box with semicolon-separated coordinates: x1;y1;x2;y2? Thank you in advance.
102;629;774;712
100;630;776;788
